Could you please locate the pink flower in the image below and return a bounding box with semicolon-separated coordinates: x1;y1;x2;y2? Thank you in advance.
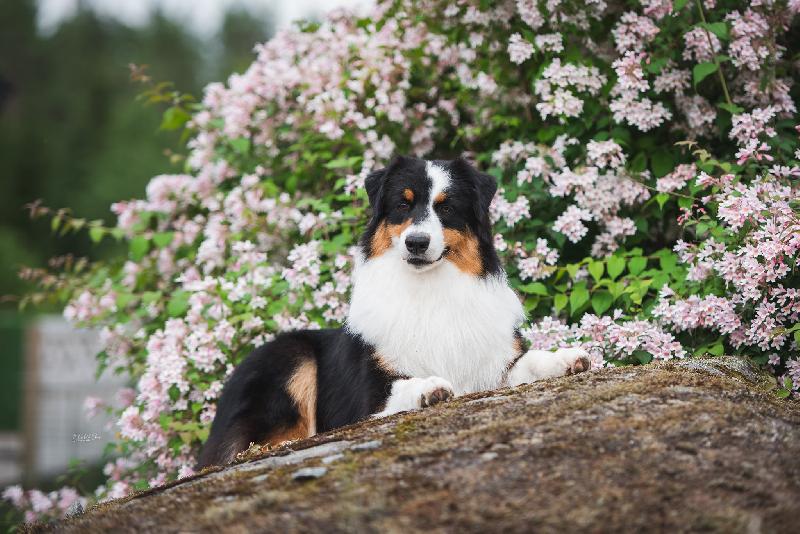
517;239;559;281
730;107;777;145
656;164;697;193
586;140;626;169
507;33;534;64
83;396;105;419
683;27;721;62
612;12;660;53
516;0;544;29
553;206;593;243
2;485;25;507
534;59;606;120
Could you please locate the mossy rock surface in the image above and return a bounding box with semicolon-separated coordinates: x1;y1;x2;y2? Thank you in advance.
36;356;800;533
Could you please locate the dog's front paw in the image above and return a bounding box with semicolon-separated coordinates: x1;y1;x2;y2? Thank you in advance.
507;347;592;386
375;376;454;418
420;383;454;408
557;347;591;376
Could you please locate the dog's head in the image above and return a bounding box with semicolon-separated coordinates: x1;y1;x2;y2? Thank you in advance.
360;156;501;277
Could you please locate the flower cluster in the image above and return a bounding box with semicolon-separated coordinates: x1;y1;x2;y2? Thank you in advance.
521;311;686;367
533;59;606;120
2;486;86;524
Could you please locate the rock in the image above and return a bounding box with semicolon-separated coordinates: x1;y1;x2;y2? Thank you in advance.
64;501;83;518
351;440;382;451
320;454;344;465
39;357;800;533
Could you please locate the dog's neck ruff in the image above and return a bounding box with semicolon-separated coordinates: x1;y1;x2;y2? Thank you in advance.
345;249;525;394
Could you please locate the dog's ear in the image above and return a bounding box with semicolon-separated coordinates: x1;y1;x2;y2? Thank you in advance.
453;157;497;213
364;156;410;210
473;169;497;213
364;167;387;209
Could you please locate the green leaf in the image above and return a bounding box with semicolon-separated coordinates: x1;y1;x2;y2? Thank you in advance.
656;193;670;209
324;156;361;169
167;290;190;317
794;330;800;347
718;102;744;115
564;263;580;279
693;62;718;87
524;296;540;313
659;253;677;273
633;350;653;364
651;272;670;290
707;343;724;356
129;236;150;261
115;293;135;309
554;293;568;313
784;376;793;390
159;413;171;431
628;256;647;276
587;261;604;283
591;291;614;315
142;291;162;304
569;284;590;316
160;106;191;131
608;281;625;300
607;256;625;280
152;232;175;248
519;282;549;296
776;389;791;399
673;0;688;10
230;137;250;154
89;226;105;243
630;152;647;173
702;22;729;41
644;57;668;75
650;151;673;178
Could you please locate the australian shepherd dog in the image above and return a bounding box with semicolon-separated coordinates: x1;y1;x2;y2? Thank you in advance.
197;156;590;468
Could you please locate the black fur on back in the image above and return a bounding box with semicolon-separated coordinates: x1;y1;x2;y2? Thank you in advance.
197;329;397;468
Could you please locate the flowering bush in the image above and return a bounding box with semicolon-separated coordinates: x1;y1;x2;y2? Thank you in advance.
8;0;800;523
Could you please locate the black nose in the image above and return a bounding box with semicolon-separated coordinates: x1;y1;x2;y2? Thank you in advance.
405;232;430;255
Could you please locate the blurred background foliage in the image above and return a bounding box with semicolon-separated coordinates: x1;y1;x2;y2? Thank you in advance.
0;0;275;303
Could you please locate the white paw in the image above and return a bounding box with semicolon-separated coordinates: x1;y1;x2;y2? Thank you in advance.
375;376;455;418
553;347;592;376
507;347;591;386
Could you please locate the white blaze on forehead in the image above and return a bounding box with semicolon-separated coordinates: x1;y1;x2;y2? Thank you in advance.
425;161;451;202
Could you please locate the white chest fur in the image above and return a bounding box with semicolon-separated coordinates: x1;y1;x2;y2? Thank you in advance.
346;250;525;394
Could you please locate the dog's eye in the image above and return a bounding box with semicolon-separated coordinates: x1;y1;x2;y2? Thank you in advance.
396;201;410;212
437;203;453;215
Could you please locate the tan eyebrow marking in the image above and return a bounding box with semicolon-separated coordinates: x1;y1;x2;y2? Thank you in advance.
434;192;447;203
403;188;414;202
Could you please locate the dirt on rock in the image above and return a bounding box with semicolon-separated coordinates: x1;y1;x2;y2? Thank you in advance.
35;356;800;533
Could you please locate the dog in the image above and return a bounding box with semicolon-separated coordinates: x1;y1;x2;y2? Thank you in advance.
196;156;590;468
